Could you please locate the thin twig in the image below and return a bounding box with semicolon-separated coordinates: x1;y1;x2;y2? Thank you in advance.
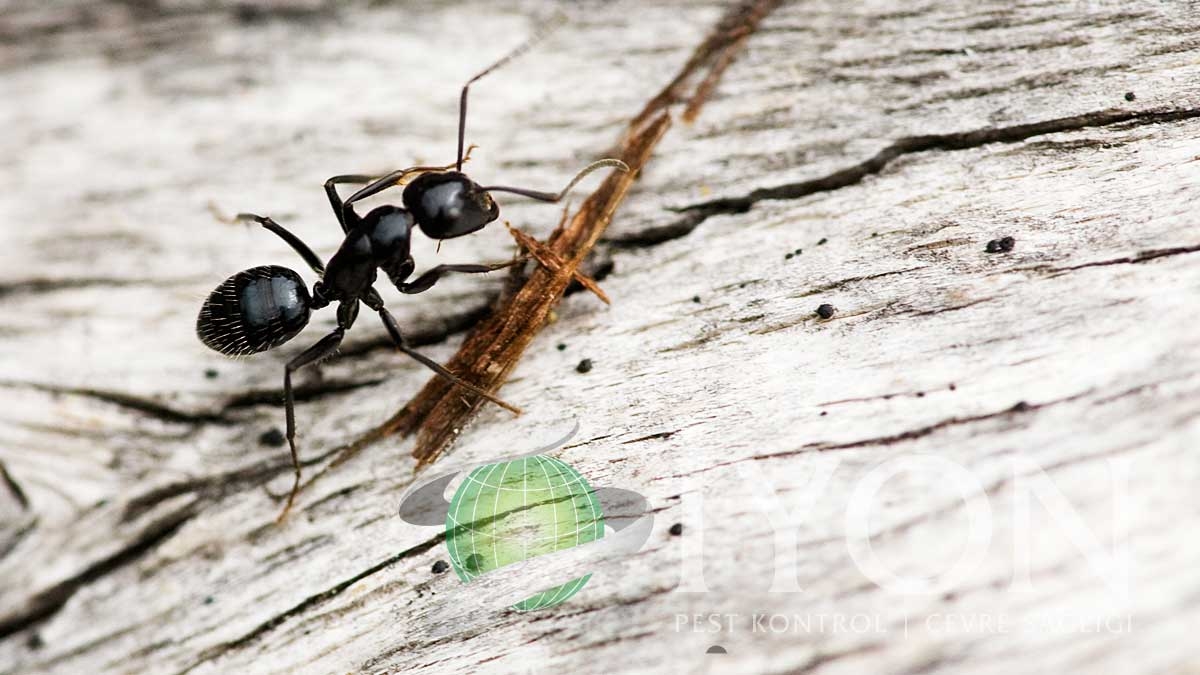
506;223;610;304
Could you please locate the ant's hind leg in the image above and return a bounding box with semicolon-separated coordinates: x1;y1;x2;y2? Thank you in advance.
396;260;519;295
277;327;345;523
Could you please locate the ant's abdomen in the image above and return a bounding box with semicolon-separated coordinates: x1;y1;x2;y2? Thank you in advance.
197;265;312;356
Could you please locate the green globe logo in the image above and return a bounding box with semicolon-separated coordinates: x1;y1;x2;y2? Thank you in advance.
445;455;604;611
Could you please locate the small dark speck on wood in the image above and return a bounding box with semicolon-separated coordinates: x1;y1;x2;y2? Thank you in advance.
985;236;1016;253
258;428;286;447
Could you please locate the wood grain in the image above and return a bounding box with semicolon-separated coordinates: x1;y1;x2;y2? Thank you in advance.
1;1;1199;673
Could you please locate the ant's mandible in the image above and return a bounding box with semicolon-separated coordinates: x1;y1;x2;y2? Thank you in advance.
196;25;628;521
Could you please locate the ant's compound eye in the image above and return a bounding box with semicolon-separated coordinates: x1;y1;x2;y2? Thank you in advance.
197;265;312;356
403;171;500;239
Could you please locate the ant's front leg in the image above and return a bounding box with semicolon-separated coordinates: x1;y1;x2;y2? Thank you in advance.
324;175;374;233
395;260;520;295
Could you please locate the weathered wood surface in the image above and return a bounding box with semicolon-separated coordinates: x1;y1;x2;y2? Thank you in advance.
2;0;1200;673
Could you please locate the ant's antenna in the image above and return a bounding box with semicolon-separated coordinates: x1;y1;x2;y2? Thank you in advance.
482;158;630;203
342;145;477;208
456;12;568;171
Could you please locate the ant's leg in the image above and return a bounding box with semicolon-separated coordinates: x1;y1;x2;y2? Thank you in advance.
481;159;629;203
324;175;374;233
396;261;518;295
455;17;565;170
278;327;345;522
234;213;326;276
361;289;521;415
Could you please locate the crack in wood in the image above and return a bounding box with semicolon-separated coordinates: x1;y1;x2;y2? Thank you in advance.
0;381;231;425
806;409;1173;564
1043;243;1200;274
0;500;198;641
0;376;387;429
0;276;199;299
0;515;38;561
333;582;670;670
220;377;386;410
791;266;929;299
818;386;959;408
0;459;30;511
177;532;445;675
120;449;348;523
609;106;1200;248
986;243;1200;280
800;397;1061;454
903;297;995;317
659;394;1089;480
0;1;335;54
619;429;679;445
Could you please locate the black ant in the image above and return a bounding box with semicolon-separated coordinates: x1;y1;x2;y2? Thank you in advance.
196;27;627;520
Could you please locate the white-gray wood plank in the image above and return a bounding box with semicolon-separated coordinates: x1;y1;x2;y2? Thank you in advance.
1;1;1198;673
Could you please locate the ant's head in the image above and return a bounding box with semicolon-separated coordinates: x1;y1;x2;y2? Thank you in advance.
401;171;499;239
